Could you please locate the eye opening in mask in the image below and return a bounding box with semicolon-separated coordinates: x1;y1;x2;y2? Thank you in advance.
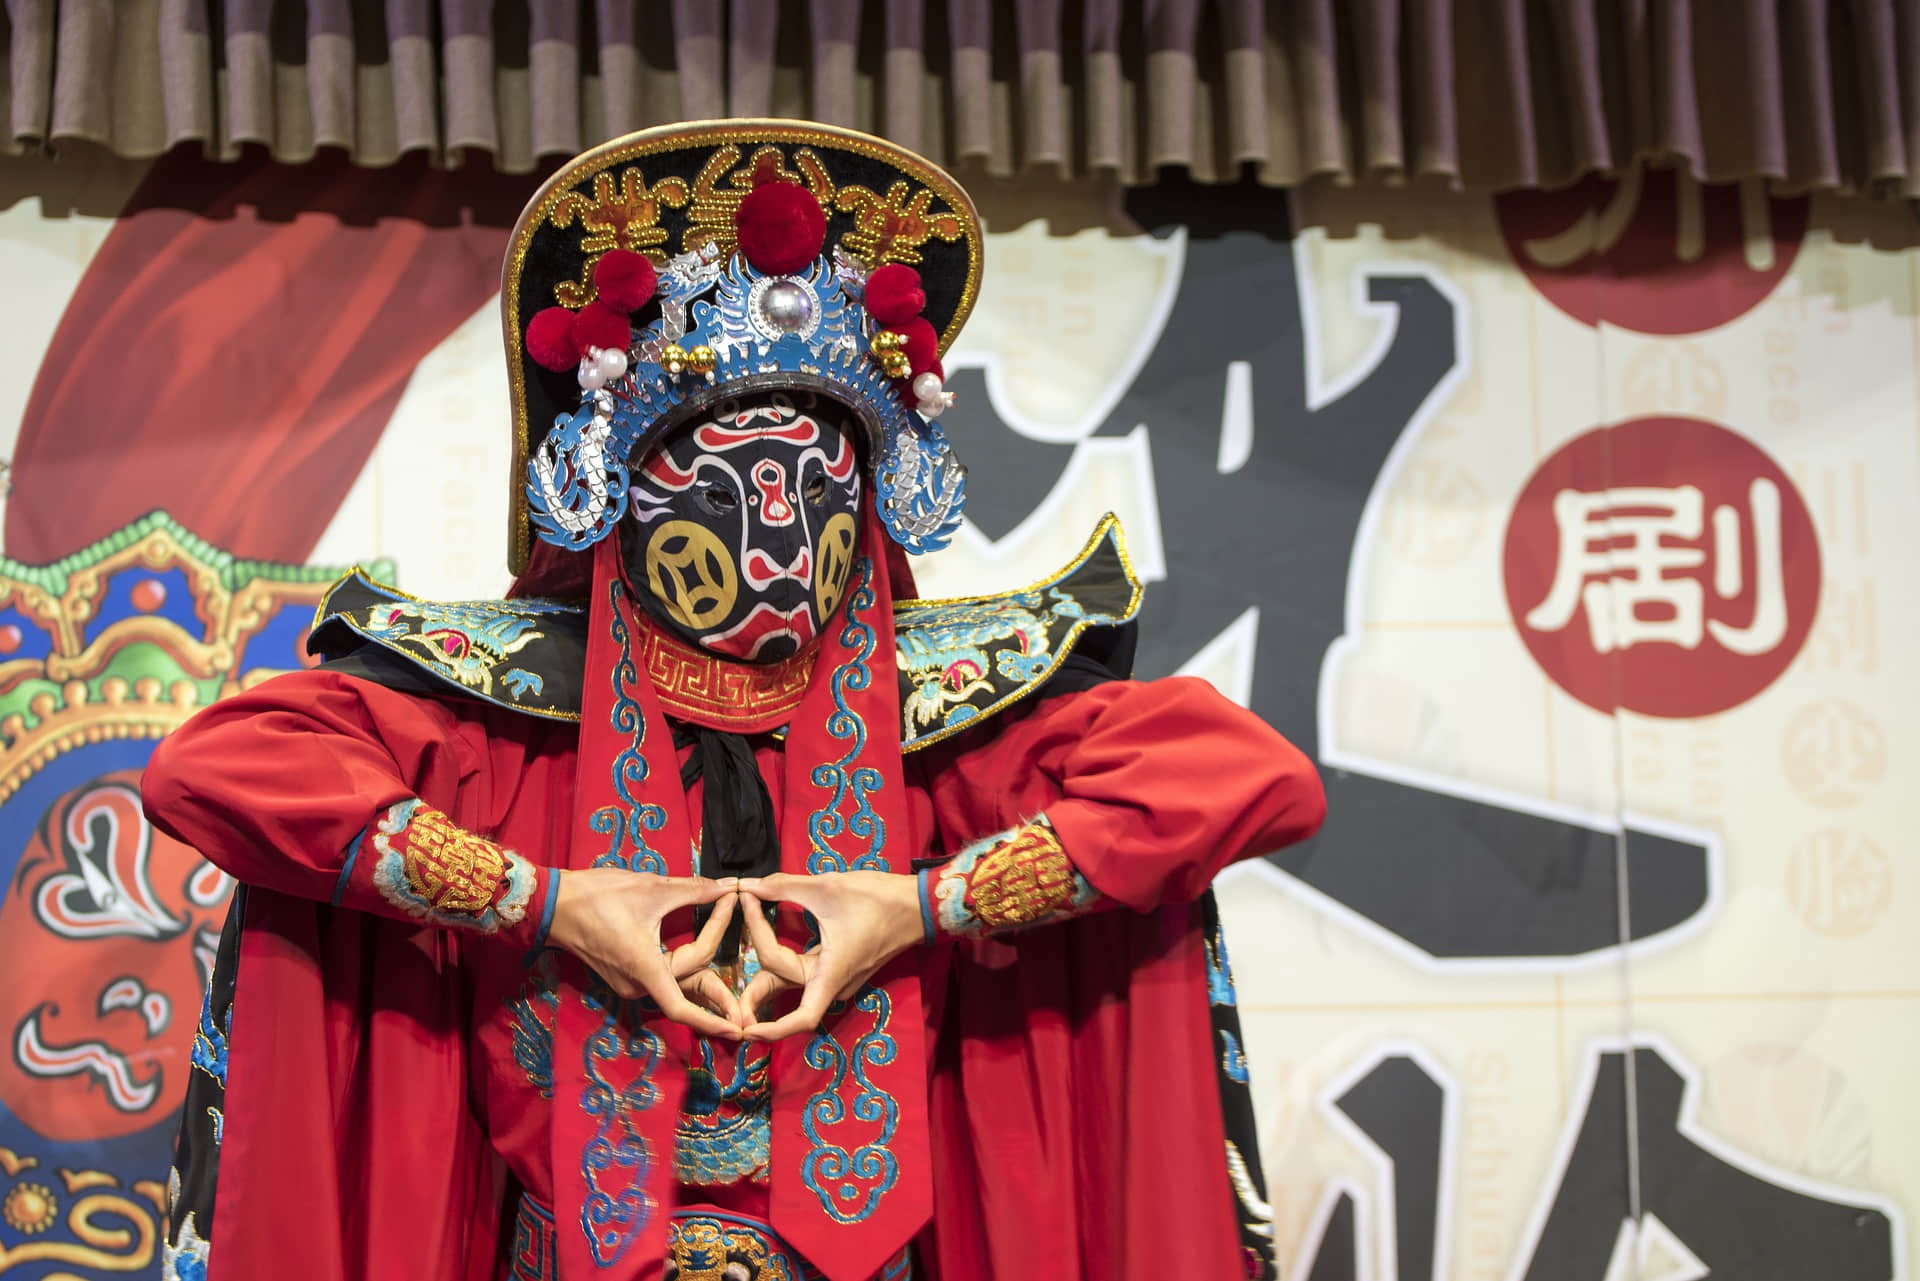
699;482;740;516
804;475;828;505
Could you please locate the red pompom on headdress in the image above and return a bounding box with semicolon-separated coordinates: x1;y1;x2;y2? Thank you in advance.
899;316;940;377
735;183;828;276
863;264;925;328
526;252;655;371
571;301;631;356
593;249;658;311
526;307;581;372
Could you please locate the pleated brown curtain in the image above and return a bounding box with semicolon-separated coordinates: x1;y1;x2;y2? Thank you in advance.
5;0;1920;197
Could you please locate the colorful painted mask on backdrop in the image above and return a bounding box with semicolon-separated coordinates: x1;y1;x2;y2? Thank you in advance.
620;390;863;663
0;768;231;1142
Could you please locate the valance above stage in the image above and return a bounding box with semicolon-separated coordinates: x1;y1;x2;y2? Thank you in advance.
5;1;1919;199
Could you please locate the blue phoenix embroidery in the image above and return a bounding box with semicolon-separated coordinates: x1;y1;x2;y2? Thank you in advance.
508;952;561;1099
162;1168;212;1281
675;1041;773;1185
580;983;664;1266
189;983;229;1087
799;985;901;1223
1206;931;1238;1008
1220;1030;1250;1084
591;581;668;875
808;557;887;874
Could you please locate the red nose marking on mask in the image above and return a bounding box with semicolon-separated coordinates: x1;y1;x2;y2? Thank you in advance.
742;544;813;590
754;460;795;525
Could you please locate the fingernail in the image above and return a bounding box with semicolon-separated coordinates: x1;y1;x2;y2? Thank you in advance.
717;877;740;889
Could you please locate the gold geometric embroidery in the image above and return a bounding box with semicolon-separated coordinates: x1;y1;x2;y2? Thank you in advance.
961;824;1080;931
549;167;693;307
640;620;813;730
370;801;535;933
390;804;506;916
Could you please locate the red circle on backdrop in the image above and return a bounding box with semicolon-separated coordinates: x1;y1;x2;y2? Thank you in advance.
1502;417;1821;718
1495;169;1808;335
0;625;19;655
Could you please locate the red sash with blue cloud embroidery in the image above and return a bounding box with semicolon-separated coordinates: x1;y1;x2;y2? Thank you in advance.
550;540;699;1280
552;515;929;1281
766;509;930;1281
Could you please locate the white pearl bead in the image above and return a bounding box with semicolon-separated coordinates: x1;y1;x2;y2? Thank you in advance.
912;371;943;401
595;347;628;380
578;362;607;391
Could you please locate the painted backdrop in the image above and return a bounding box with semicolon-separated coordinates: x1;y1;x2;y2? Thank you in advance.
0;148;1913;1280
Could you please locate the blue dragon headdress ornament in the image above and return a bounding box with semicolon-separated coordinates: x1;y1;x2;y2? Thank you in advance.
501;120;983;574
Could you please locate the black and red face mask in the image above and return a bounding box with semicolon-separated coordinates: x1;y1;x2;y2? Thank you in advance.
620;391;864;664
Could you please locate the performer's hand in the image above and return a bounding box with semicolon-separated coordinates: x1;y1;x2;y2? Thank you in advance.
733;871;924;1041
547;869;744;1039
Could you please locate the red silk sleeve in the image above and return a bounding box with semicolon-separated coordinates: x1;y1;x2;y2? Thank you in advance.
141;669;555;950
926;675;1326;912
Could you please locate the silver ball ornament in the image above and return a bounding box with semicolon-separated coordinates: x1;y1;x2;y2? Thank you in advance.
760;279;816;333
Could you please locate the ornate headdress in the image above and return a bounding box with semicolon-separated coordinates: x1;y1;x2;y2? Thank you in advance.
502;120;984;574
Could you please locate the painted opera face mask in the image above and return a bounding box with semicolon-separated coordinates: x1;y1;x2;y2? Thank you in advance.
621;391;864;664
0;768;230;1141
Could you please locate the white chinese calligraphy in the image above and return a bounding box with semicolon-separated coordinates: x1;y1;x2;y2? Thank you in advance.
1525;479;1787;656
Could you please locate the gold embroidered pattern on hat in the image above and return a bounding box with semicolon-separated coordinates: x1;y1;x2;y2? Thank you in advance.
549;168;693;306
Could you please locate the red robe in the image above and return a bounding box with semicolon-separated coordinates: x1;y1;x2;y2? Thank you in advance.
143;661;1324;1279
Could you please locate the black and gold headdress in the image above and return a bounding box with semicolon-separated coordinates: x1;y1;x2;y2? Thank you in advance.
501;120;985;574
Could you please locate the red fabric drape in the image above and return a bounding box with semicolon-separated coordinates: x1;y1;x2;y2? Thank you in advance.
7;149;538;564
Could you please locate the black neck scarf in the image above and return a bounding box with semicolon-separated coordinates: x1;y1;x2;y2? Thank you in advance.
673;720;780;961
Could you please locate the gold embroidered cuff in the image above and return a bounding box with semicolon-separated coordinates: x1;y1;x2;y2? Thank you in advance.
366;799;540;935
925;814;1101;940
